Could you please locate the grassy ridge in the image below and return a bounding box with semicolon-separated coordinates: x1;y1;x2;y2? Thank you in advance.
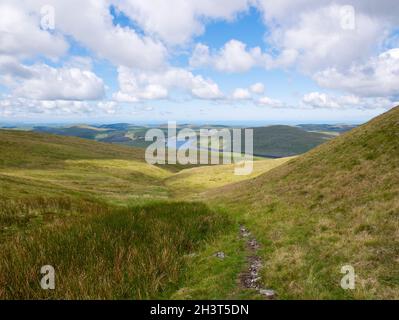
0;129;145;169
0;201;230;299
207;106;399;299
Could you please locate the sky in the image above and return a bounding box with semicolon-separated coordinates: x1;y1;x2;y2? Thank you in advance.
1;0;399;124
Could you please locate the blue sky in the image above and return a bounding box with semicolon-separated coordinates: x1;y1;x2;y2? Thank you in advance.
1;0;398;124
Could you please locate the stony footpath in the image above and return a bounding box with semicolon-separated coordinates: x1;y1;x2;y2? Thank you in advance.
239;225;276;299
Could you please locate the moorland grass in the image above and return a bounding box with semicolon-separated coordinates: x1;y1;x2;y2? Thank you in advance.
2;106;397;300
205;106;399;299
0;201;230;299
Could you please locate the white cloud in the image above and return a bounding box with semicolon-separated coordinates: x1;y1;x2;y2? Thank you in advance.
97;101;119;114
114;66;223;102
6;0;167;70
302;91;398;109
0;2;68;59
266;4;382;72
255;1;396;71
314;48;399;97
190;39;297;72
232;88;251;100
113;0;250;45
0;56;105;100
191;76;223;99
190;40;265;72
302;92;340;109
209;40;261;72
0;95;119;116
250;82;265;94
257;96;284;108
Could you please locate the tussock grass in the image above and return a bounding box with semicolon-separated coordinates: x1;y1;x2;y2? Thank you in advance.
0;196;108;236
0;201;229;299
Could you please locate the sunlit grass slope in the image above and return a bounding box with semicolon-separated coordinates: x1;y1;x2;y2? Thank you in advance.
0;130;172;205
166;157;294;198
207;106;399;299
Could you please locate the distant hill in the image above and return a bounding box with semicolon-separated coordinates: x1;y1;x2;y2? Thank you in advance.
97;123;131;131
23;123;335;158
297;123;358;133
248;125;332;157
32;125;110;140
208;106;399;299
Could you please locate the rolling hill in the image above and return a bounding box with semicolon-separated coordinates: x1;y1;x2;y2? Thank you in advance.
0;106;397;300
248;125;332;157
27;124;333;158
0;129;174;205
205;106;399;299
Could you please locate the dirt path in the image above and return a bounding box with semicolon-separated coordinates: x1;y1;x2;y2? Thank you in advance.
239;225;276;299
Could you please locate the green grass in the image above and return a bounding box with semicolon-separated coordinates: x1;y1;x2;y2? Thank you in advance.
206;106;399;299
165;157;294;198
1;107;398;300
0;201;231;299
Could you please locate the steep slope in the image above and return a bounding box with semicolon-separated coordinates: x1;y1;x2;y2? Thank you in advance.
208;106;399;299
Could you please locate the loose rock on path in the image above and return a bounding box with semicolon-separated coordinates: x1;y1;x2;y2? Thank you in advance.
239;225;276;299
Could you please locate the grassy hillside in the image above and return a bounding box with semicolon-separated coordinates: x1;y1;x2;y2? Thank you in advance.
206;106;399;299
1;106;397;300
0;129;269;299
0;130;172;205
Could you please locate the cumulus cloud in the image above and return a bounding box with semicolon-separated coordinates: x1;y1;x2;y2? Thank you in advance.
231;83;265;100
302;91;398;109
4;0;167;70
114;66;223;102
257;96;285;108
113;0;250;45
0;57;105;101
190;40;264;72
256;1;388;72
2;0;399;115
0;2;68;59
232;88;251;100
302;92;341;109
314;48;399;97
190;39;297;72
0;96;118;116
250;82;265;94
